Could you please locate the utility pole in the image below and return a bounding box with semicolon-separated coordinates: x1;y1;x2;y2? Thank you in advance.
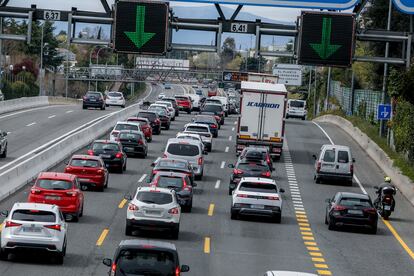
313;67;318;117
39;23;44;96
325;67;332;111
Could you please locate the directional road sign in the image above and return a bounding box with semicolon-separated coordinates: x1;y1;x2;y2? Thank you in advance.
222;71;248;82
114;1;168;55
298;12;355;67
393;0;414;14
377;104;392;120
168;0;359;10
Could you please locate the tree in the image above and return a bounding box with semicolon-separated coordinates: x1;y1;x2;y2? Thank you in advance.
240;56;267;73
221;37;236;68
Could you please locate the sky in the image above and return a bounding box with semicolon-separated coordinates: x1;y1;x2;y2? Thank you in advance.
8;0;302;22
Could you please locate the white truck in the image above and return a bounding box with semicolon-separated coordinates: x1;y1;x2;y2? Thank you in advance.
236;81;287;160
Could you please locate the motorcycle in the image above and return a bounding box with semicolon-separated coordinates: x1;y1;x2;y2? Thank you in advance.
373;185;396;220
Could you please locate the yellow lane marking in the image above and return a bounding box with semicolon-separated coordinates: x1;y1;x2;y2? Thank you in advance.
312;257;326;262
309;252;323;257
302;236;315;241
317;270;332;275
315;263;329;269
0;222;3;232
204;237;211;254
295;211;307;214
300;227;311;231
96;229;109;246
382;219;414;260
208;204;215;216
296;214;307;218
301;231;313;236
298;222;310;227
118;199;127;209
305;241;317;246
297;218;309;223
307;246;320;251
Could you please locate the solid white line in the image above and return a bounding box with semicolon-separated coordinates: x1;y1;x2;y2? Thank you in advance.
312;121;334;145
228;136;232;141
65;110;73;114
48;115;56;119
215;180;221;189
0;106;52;120
7;132;11;135
220;161;226;169
232;127;235;131
26;122;36;127
225;146;229;153
138;174;147;183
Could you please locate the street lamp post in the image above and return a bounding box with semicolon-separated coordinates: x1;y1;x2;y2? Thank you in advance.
95;46;111;90
39;23;44;96
88;45;102;90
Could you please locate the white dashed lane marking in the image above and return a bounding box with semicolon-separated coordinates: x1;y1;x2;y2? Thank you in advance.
26;122;36;127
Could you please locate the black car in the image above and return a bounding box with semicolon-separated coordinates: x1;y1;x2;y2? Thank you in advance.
325;192;378;234
239;146;274;171
88;140;127;173
200;104;225;125
137;111;161;135
151;171;194;212
118;130;148;158
83;91;105;110
228;160;272;195
161;97;179;117
192;115;219;138
103;240;189;276
151;108;171;130
151;158;195;184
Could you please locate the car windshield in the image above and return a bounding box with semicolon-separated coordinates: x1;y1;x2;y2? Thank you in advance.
323;149;336;162
186;126;208;133
115;124;139;131
116;249;175;276
157;160;187;169
36;179;73;190
237;163;268;171
137;191;173;205
157;176;184;188
108;92;122;97
70;159;100;168
239;182;277;193
290;100;305;108
338;151;349;163
203;105;222;113
119;133;141;140
138;112;156;120
12;210;56;222
167;143;199;156
92;142;119;151
339;197;372;207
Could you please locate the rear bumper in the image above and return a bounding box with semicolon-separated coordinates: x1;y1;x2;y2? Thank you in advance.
231;206;281;217
330;215;377;228
102;159;123;168
317;172;353;181
236;140;283;157
122;145;146;155
126;219;179;231
3;241;61;253
76;175;106;187
83;101;103;107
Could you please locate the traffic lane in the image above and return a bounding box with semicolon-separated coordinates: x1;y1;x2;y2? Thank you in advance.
317;122;414;255
285;119;414;275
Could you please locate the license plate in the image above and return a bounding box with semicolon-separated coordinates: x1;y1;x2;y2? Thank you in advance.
100;154;111;158
348;209;363;215
251;204;264;209
90;99;96;102
322;164;334;167
45;196;61;200
23;227;41;232
124;147;134;151
105;164;110;168
384;205;391;211
145;210;161;216
79;178;90;182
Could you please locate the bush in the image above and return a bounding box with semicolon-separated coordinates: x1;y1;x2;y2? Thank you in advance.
392;99;414;162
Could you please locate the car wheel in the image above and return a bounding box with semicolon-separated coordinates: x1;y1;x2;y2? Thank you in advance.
0;145;6;158
165;124;170;130
121;105;125;108
230;210;238;220
171;117;175;121
82;105;86;110
55;240;66;264
171;225;179;240
98;183;105;192
79;203;84;217
324;213;328;225
228;189;233;195
195;174;202;181
274;214;281;223
105;104;109;107
147;137;152;142
315;176;321;184
101;105;105;110
286;115;289;119
328;219;336;231
302;116;306;120
0;248;7;260
72;212;79;222
187;110;191;114
183;200;192;213
125;224;133;236
370;224;378;234
208;146;212;152
104;176;108;188
123;160;127;171
213;133;218;138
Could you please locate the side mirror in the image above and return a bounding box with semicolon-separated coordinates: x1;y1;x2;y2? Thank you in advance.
203;150;208;155
325;198;331;203
0;210;9;217
228;164;235;168
2;131;7;136
312;154;317;160
373;186;379;189
102;258;112;267
279;188;285;193
64;160;69;165
352;158;355;163
146;177;151;184
124;194;132;201
181;265;190;272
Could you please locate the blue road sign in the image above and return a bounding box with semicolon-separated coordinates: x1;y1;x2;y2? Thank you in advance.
169;0;360;10
393;0;414;14
377;104;392;120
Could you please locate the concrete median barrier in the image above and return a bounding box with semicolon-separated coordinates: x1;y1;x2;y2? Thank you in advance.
0;96;49;115
314;115;414;206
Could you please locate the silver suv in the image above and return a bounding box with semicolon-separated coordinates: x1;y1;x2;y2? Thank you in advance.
313;144;355;186
0;202;68;264
164;138;206;180
183;123;213;152
0;130;7;158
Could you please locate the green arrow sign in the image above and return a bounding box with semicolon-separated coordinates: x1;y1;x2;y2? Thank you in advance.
124;6;155;49
310;17;341;59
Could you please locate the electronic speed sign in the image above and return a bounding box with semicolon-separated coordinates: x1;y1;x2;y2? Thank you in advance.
114;1;168;55
299;12;355;67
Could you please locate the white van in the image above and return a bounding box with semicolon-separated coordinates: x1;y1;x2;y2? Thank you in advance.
286;99;307;120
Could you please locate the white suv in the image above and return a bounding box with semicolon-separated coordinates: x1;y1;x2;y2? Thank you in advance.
0;203;68;264
105;91;125;108
155;101;176;121
110;121;144;141
125;186;181;239
176;132;205;152
231;177;285;223
183;123;213;152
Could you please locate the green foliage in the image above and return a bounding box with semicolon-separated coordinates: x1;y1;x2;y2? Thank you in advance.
392;99;414;160
388;68;414;104
239;56;267;73
3;80;38;99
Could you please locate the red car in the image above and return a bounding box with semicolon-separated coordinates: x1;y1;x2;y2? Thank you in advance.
174;95;192;114
64;154;109;191
126;117;153;142
28;172;84;222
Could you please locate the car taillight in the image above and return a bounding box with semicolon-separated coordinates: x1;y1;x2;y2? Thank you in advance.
5;221;22;228
112;131;119;137
261;171;271;177
115;152;123;158
83;96;87;100
214;116;220;121
233;169;243;175
138;139;144;145
333;205;347;211
65;167;71;172
87;149;94;156
168;207;180;214
97;169;104;174
162;153;167;158
128;203;139;211
175;266;181;276
44;224;61;231
383;196;392;204
30;188;41;194
267;196;279;200
364;208;377;214
350;164;354;174
237;194;248;198
183;179;191;191
155;119;161;124
66;191;77;197
111;263;117;276
198;157;203;165
316;161;321;173
210;124;217;129
266;155;271;164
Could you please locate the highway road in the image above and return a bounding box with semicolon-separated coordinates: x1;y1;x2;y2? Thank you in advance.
0;84;414;276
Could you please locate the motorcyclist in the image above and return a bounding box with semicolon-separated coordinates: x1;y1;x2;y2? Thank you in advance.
375;176;396;211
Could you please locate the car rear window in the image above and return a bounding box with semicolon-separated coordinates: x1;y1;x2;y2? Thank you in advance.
175;96;189;101
323;149;336;162
157;161;187;169
290;100;305;108
108;92;122;97
157;176;184;189
245;151;266;160
339;197;372;207
12;210;56;222
36;179;73;190
115;124;139;131
195;116;214;122
116;249;175;275
237;163;268;171
203;105;222;113
92;142;119;151
137;191;173;205
167;143;199;156
138;112;156;120
70;159;100;168
86;92;101;97
239;182;277;193
119;133;141;140
186;126;208;132
337;151;349;163
177;135;199;142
